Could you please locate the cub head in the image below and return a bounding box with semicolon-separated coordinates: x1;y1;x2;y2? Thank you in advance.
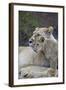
29;26;54;52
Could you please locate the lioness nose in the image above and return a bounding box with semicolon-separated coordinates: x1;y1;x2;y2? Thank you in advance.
29;40;32;43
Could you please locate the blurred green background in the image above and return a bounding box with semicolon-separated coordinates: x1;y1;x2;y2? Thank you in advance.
19;11;58;46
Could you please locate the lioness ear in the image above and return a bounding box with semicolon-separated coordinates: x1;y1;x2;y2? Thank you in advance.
48;26;53;33
35;27;39;30
44;26;53;37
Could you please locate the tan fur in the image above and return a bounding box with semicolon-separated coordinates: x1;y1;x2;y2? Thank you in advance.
19;26;58;78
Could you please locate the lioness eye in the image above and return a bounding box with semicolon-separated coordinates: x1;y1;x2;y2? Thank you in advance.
40;37;44;42
37;33;40;36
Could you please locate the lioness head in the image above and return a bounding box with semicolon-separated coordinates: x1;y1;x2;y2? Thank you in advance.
29;26;54;52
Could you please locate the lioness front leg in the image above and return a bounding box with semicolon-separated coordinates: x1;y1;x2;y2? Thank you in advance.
19;65;57;79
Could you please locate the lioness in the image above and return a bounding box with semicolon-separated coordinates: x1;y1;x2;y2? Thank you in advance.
19;26;58;78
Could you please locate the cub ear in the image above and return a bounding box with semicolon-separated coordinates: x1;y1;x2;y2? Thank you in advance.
48;26;54;33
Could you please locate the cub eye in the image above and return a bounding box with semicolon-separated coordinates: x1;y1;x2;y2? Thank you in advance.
40;37;44;42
